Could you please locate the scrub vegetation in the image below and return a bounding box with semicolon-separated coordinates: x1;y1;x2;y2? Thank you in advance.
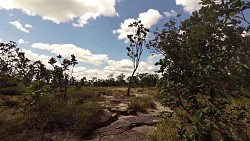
1;0;250;140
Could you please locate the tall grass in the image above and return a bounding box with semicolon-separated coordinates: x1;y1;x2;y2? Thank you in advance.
128;96;156;113
149;118;180;141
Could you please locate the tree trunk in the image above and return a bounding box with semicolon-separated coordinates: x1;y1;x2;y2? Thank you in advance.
126;68;137;96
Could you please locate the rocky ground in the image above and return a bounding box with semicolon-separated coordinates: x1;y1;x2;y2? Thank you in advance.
42;92;171;141
86;92;171;141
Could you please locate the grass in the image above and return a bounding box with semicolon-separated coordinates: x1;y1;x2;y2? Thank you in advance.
128;96;156;113
149;118;180;141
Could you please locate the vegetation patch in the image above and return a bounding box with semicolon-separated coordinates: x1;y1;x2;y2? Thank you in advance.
128;96;156;113
149;118;180;141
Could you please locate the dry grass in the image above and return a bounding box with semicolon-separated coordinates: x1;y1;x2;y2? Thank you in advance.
149;118;180;141
128;96;156;113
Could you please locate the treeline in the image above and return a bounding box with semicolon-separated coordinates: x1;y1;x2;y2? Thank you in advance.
78;73;159;87
0;41;158;96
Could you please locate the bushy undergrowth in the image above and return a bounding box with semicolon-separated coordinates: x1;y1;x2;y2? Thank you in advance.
28;94;102;137
128;96;156;113
0;89;103;140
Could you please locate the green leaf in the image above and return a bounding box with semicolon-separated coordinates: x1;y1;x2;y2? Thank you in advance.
214;110;220;117
194;112;203;124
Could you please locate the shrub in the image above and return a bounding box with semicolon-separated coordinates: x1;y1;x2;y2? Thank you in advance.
26;94;102;137
68;90;100;103
128;96;156;113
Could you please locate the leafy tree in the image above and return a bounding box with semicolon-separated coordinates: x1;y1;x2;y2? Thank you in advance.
107;74;115;86
116;73;126;86
0;41;30;77
126;20;149;95
148;0;250;140
138;73;159;87
80;77;87;86
48;54;78;99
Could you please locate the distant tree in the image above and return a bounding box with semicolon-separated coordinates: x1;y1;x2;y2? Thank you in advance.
107;74;115;86
116;73;126;86
148;0;250;140
80;77;87;86
138;73;159;87
126;20;149;96
127;74;140;86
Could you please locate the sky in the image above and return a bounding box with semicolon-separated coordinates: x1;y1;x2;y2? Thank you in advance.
0;0;245;80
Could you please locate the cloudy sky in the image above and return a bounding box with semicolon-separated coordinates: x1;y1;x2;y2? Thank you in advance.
0;0;211;79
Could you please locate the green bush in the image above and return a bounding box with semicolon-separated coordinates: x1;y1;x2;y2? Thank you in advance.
128;96;156;113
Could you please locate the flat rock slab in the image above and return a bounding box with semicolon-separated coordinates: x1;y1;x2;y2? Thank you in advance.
90;115;158;141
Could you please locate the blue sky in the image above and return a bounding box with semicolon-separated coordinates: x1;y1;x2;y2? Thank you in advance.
0;0;248;79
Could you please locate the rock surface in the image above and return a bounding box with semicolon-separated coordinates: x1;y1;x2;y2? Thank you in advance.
81;93;172;141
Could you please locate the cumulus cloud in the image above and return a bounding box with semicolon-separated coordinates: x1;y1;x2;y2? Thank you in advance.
176;0;201;13
18;39;28;44
0;38;2;42
31;43;109;65
71;58;157;80
113;9;162;42
20;48;159;80
164;9;178;17
104;59;155;76
25;24;32;28
0;0;118;27
9;21;32;33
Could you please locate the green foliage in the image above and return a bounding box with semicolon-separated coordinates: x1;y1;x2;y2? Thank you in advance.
0;74;25;96
148;0;250;140
137;73;159;87
49;54;78;99
0;41;30;77
128;96;156;113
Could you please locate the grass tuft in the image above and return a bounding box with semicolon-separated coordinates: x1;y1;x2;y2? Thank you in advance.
128;96;156;113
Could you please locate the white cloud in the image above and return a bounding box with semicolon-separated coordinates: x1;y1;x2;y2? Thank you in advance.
20;48;159;80
31;43;109;65
9;21;32;33
18;39;28;44
25;24;32;28
147;54;163;64
104;59;155;76
0;38;2;42
0;0;118;27
164;10;178;17
72;58;157;80
113;9;162;42
176;0;201;13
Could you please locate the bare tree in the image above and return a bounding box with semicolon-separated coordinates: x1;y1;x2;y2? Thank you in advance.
126;20;149;96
